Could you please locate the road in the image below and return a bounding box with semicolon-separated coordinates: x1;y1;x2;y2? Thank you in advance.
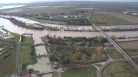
93;23;138;72
96;55;138;77
85;12;138;76
15;35;22;76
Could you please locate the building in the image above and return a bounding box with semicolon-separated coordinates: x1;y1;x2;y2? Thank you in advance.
131;12;138;15
0;28;9;37
104;43;114;47
22;74;38;77
22;74;31;77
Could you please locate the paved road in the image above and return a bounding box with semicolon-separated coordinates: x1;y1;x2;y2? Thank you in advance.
94;23;138;72
14;35;22;76
86;12;138;72
96;56;138;77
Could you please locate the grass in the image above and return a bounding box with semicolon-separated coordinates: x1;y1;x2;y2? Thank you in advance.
0;32;20;77
96;64;102;67
106;48;138;59
125;50;138;56
0;48;17;77
103;61;138;77
89;13;131;26
61;66;96;77
22;7;73;14
20;36;36;67
0;42;7;48
0;51;11;60
105;48;123;59
7;33;20;42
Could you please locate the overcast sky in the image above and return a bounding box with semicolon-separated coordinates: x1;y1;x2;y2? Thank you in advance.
1;0;138;4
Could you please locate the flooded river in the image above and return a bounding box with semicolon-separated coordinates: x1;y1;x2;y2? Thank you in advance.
0;17;138;41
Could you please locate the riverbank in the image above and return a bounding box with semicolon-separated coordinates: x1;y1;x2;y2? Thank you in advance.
2;15;138;32
4;18;45;30
27;36;52;77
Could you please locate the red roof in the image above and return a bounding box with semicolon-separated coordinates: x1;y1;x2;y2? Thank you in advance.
23;74;31;77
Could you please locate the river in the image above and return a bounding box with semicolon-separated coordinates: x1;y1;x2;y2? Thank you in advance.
1;17;138;40
0;5;26;10
1;16;138;77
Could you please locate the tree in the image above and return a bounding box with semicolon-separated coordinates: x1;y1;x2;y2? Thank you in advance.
101;54;106;60
74;52;82;61
49;55;56;62
96;47;103;56
61;58;70;65
92;54;97;61
75;47;81;52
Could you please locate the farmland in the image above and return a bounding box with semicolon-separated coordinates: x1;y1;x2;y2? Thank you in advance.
117;41;138;49
0;33;20;77
99;12;138;24
89;13;131;26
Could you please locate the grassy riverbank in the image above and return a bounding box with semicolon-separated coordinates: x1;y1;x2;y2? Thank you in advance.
5;18;44;30
20;36;36;71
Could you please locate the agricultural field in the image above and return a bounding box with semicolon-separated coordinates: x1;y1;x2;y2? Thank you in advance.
89;13;131;26
61;66;96;77
17;7;73;14
103;61;138;77
117;41;138;49
99;12;138;24
0;33;20;77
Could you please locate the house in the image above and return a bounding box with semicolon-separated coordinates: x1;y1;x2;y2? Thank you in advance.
52;61;58;69
22;74;31;77
104;43;114;47
131;12;138;15
50;15;68;20
22;74;38;77
0;28;9;37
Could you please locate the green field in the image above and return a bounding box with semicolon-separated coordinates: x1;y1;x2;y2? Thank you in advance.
21;7;73;14
125;49;138;57
0;42;7;48
20;36;36;70
61;66;96;77
7;33;20;42
103;61;138;77
105;48;122;59
105;48;138;59
89;13;131;26
0;33;20;77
